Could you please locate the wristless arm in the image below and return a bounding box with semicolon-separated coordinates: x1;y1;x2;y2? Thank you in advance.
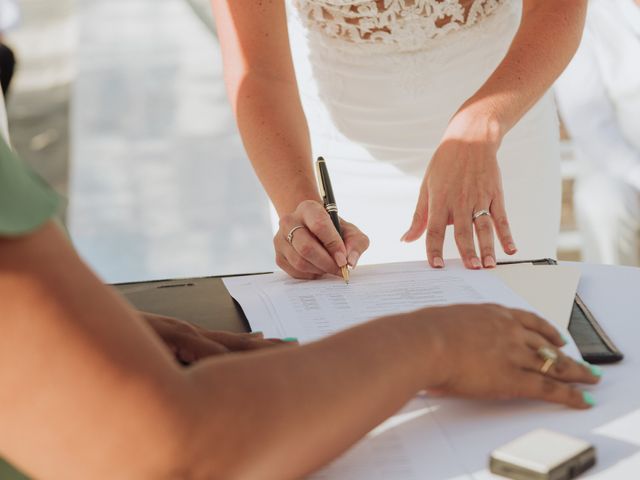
211;0;320;215
0;223;436;479
450;0;587;140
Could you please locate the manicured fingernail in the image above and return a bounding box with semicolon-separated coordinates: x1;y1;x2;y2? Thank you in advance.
282;337;298;343
400;233;408;242
561;334;570;344
249;331;264;337
471;257;482;269
590;365;603;377
581;361;603;377
508;243;517;253
334;252;348;268
582;391;596;406
433;257;444;268
484;256;496;268
348;251;360;268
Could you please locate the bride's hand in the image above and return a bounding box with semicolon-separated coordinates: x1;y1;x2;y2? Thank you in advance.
402;111;517;269
275;200;370;279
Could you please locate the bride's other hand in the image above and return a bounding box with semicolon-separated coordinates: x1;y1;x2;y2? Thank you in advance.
402;109;517;269
274;200;370;279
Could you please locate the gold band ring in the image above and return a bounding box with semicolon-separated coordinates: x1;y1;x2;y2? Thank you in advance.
537;346;559;375
540;358;555;374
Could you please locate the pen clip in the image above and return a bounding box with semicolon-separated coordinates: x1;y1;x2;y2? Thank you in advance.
315;157;327;201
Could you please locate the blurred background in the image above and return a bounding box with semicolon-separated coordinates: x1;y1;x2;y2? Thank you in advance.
2;0;638;284
4;0;274;283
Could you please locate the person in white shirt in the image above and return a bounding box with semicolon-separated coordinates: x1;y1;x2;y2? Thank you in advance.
555;0;640;266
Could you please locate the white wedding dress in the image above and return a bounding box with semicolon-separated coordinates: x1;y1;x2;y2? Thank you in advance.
283;0;561;264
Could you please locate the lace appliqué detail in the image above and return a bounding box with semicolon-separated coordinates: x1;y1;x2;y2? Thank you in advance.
293;0;507;48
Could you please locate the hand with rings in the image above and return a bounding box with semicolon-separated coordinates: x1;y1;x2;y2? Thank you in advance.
401;111;518;270
274;200;370;280
420;305;601;408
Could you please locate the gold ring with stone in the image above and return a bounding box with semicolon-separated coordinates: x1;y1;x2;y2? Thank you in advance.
538;346;558;374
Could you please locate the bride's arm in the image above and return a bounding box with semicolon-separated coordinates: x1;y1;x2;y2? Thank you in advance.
210;0;370;278
459;0;588;134
211;0;317;216
403;0;587;269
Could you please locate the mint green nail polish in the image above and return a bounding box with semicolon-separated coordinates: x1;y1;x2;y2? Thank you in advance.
589;364;603;377
283;337;298;343
561;334;570;344
583;391;596;406
580;361;603;377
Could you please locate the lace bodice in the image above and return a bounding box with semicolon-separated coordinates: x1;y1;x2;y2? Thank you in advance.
293;0;508;48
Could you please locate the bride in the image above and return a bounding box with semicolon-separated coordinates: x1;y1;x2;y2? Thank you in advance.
211;0;586;278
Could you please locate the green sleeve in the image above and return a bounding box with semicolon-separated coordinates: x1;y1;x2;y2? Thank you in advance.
0;137;59;236
0;143;58;480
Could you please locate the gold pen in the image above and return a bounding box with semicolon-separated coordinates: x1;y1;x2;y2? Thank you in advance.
316;156;349;284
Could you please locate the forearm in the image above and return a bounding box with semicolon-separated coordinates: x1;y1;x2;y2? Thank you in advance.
212;0;320;215
185;313;436;479
0;223;593;478
0;224;192;479
0;223;435;479
454;0;587;137
233;73;319;215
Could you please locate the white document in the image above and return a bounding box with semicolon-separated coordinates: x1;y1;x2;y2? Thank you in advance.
222;261;585;479
223;260;537;343
309;397;472;480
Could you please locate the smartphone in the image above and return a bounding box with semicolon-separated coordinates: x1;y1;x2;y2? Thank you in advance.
490;429;596;480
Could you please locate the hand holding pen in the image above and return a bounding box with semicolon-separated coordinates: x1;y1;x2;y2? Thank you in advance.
273;157;370;281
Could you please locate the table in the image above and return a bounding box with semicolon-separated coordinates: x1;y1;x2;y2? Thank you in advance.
116;263;640;478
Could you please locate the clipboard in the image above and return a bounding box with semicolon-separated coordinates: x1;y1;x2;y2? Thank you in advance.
497;258;623;364
117;260;623;365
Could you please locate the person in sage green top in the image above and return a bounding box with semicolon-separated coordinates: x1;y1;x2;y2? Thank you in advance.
0;135;287;480
0;137;600;479
0;137;288;360
0;135;59;235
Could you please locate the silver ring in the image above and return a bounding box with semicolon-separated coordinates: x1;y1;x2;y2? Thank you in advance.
472;209;491;221
286;225;305;245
